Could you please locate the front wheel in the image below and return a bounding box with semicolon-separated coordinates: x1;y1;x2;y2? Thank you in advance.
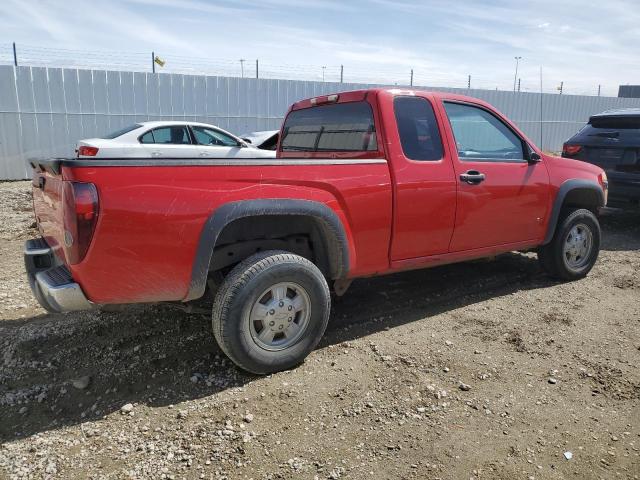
537;208;601;280
211;251;331;374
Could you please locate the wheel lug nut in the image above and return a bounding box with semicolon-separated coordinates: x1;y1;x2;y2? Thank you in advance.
269;321;275;326
288;305;292;311
279;301;284;307
278;325;283;330
269;309;275;315
288;317;292;322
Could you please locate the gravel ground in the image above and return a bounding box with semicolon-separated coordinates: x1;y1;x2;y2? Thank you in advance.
0;180;639;480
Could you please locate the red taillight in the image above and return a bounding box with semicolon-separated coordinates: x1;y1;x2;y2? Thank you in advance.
562;144;582;156
63;182;99;264
77;146;99;157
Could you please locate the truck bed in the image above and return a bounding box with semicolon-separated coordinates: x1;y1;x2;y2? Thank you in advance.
30;157;392;305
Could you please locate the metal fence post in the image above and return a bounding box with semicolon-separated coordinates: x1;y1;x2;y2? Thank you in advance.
256;59;259;79
410;69;413;86
467;75;471;89
13;42;17;67
340;65;343;83
152;51;155;73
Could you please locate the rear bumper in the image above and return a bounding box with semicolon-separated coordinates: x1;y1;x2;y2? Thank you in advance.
24;238;94;313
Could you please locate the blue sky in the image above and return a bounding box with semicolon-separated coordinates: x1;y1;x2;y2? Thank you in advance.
1;0;639;96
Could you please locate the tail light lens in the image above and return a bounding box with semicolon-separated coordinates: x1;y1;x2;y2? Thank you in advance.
77;146;99;157
562;144;582;156
63;182;99;264
598;171;609;205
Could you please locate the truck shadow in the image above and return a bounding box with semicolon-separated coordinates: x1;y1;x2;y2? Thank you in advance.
599;208;640;252
1;251;558;442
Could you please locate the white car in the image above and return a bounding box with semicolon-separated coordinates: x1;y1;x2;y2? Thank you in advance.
240;130;279;150
76;121;276;159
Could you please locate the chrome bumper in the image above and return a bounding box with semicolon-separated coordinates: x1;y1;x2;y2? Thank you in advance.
24;238;93;313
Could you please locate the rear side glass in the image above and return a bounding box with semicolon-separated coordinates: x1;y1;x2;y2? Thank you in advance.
589;116;640;129
139;131;154;144
394;96;444;161
281;102;377;152
101;124;141;139
148;126;191;144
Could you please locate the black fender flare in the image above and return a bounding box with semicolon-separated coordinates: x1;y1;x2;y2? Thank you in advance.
542;179;605;244
184;199;350;301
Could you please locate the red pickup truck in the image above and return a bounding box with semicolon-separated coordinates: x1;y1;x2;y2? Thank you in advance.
27;88;608;374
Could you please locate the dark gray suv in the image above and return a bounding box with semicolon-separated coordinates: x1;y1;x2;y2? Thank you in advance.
563;109;640;207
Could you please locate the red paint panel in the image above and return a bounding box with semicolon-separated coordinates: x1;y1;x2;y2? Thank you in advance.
376;90;457;260
63;163;392;304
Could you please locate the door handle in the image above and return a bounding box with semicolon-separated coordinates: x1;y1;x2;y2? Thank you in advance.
199;152;209;157
151;151;162;157
460;170;486;185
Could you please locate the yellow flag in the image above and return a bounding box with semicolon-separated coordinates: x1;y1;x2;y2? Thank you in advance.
154;56;165;67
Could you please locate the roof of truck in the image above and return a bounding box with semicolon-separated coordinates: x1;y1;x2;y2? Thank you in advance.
290;88;493;112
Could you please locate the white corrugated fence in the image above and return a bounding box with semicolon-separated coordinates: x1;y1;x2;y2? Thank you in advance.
1;65;640;180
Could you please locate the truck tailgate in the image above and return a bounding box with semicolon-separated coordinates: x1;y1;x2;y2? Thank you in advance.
32;168;67;265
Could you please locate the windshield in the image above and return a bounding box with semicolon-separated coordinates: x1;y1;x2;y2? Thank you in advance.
101;124;142;139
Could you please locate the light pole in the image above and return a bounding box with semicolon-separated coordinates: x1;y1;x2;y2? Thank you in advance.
513;56;522;92
322;66;326;82
239;59;245;78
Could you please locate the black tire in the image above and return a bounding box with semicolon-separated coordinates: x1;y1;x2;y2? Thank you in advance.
211;250;330;374
537;208;601;280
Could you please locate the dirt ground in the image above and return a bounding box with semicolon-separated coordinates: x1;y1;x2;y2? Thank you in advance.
0;180;638;480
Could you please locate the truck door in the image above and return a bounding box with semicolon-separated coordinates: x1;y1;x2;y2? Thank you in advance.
387;94;457;260
439;100;550;251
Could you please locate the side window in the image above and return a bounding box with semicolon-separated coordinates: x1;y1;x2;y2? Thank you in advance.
394;96;444;161
192;126;240;147
443;102;525;161
139;131;154;144
144;126;191;145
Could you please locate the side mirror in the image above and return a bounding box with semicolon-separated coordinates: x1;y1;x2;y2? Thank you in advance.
242;138;252;144
528;151;542;164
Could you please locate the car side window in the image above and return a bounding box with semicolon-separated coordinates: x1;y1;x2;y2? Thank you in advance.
394;96;444;161
139;131;154;144
192;126;240;147
141;126;191;145
443;102;525;161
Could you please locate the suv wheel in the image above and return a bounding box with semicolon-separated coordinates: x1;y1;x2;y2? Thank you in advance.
211;251;330;374
538;208;601;280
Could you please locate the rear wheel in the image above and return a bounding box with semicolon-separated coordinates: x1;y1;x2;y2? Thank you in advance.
538;208;601;280
211;251;330;374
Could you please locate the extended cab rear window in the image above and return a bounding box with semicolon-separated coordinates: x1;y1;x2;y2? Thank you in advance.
281;102;377;152
394;96;443;161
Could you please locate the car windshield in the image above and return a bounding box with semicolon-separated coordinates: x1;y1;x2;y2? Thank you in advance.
101;124;142;139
